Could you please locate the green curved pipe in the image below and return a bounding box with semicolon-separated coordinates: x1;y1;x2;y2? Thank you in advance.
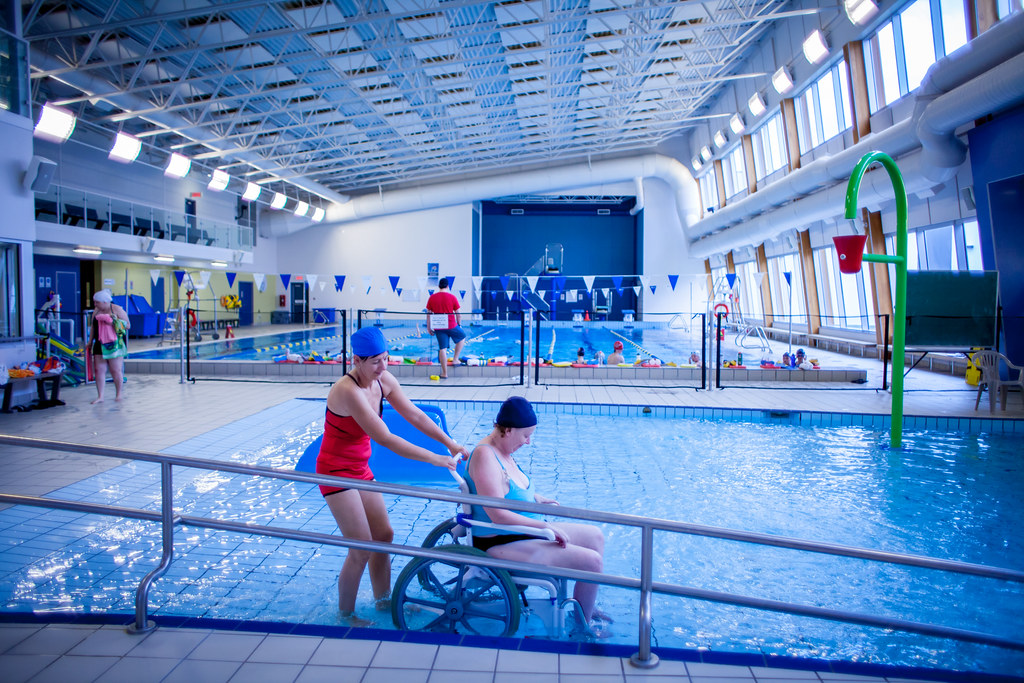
844;151;908;449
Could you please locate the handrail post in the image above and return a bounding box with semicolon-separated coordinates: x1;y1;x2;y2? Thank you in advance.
127;462;175;634
630;525;659;668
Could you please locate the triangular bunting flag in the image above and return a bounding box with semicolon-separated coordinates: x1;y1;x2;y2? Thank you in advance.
582;275;596;292
784;271;792;287
637;275;647;289
649;285;657;295
726;273;737;289
389;276;401;292
418;276;428;291
362;275;373;294
280;274;291;288
526;276;539;292
226;272;237;288
150;269;161;286
612;276;623;291
334;275;346;292
499;275;511;291
306;274;318;290
554;276;567;291
490;291;497;300
396;287;403;297
667;274;679;291
458;290;467;300
507;291;515;301
253;273;266;292
199;271;211;288
602;288;611;299
632;286;641;296
319;280;326;291
472;276;483;293
753;271;765;287
427;289;435;296
446;276;455;289
174;270;185;287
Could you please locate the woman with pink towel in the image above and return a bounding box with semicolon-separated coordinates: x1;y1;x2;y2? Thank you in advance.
88;289;130;403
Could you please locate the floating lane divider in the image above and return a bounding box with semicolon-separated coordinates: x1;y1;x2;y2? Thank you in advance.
609;329;663;364
254;333;344;354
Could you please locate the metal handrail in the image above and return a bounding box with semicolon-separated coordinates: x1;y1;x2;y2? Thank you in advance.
1;434;1023;667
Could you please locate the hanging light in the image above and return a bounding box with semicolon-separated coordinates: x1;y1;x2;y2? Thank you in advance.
210;261;228;267
802;30;829;64
845;0;878;25
164;153;191;178
270;192;287;209
34;103;77;143
748;92;767;117
772;67;794;94
294;201;309;217
73;246;101;255
242;182;261;201
208;169;230;191
312;207;326;222
108;132;141;163
153;254;175;262
691;157;703;172
713;130;728;148
729;113;745;135
699;145;712;162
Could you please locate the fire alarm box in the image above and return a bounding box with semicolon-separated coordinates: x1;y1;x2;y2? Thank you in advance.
279;295;286;307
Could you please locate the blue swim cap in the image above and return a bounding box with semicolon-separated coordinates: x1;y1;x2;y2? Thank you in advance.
496;396;537;428
351;326;387;357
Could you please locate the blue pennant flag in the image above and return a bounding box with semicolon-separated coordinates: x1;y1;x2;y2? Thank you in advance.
389;276;400;292
334;275;346;292
490;291;497;300
499;275;511;291
226;272;237;288
446;276;455;289
667;274;679;291
396;288;402;297
784;271;792;287
726;273;737;289
174;270;185;287
459;290;467;299
612;276;623;291
649;285;657;295
280;274;291;288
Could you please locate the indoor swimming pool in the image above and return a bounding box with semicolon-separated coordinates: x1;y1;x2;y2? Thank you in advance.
130;319;707;364
1;400;1021;678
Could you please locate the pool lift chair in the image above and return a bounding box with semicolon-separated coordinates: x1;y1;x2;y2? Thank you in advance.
391;468;590;639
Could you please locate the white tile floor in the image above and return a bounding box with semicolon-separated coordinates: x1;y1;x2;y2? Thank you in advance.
2;322;1017;682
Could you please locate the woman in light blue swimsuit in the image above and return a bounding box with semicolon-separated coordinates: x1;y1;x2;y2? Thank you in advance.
465;396;610;631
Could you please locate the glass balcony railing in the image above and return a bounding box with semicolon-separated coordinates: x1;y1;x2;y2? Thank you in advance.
34;184;255;252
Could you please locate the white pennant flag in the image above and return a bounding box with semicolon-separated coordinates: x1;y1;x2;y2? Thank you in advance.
526;276;539;292
753;271;765;287
150;269;161;285
362;275;373;294
418;276;428;291
471;276;483;293
199;270;211;288
632;286;641;297
603;288;611;300
319;280;326;291
306;274;318;290
253;273;266;292
583;275;596;292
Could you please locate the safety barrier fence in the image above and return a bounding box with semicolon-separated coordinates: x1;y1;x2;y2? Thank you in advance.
1;434;1022;671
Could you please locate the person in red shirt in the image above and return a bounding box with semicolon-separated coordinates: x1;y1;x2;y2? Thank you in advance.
425;277;466;378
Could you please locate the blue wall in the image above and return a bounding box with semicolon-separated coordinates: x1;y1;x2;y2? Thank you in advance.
967;103;1024;363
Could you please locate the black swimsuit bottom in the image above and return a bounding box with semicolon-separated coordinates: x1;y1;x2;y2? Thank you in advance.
472;534;539;551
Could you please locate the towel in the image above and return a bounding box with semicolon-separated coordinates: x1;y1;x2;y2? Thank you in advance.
95;313;117;344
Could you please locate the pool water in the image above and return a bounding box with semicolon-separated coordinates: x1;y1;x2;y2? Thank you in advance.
131;320;705;364
1;401;1021;677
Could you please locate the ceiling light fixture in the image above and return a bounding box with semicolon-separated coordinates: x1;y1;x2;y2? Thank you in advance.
73;246;101;255
713;130;728;148
242;182;261;201
699;146;712;162
108;132;141;163
153;254;175;262
312;207;326;222
164;153;191;178
270;192;287;210
803;30;829;64
34;103;77;143
294;201;309;217
208;169;229;191
691;157;703;172
772;67;794;94
210;260;227;267
729;113;745;135
845;0;878;25
748;92;767;117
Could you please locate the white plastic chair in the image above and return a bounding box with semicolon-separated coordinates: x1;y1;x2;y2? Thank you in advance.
973;350;1024;412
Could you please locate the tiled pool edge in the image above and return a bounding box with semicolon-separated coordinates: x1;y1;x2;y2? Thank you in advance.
0;612;1016;683
421;399;1024;435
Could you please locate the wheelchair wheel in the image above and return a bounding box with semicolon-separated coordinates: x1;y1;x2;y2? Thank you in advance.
421;517;467;549
392;544;521;637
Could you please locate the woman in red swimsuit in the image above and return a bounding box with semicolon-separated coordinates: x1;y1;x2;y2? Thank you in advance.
318;326;466;625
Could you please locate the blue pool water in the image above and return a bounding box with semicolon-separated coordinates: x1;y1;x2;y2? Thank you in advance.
130;321;704;364
1;401;1021;677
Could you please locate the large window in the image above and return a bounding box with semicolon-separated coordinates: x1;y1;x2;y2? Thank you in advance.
721;145;747;200
768;252;805;325
752;112;787;180
814;247;875;332
699;172;720;214
1;242;21;338
884;219;984;301
795;60;853;154
735;259;765;322
865;0;977;113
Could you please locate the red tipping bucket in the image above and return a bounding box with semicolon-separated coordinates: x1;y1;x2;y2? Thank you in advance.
833;234;868;274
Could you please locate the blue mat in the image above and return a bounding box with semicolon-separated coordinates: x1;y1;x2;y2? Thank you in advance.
296;404;462;486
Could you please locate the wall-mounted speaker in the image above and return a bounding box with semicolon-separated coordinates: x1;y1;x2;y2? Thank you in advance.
23;156;57;192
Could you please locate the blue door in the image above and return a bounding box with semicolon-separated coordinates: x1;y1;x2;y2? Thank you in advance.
151;277;165;315
238;281;253;326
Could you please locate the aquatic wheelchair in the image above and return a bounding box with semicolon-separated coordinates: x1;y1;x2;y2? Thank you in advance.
296;403;590;638
391;470;591;639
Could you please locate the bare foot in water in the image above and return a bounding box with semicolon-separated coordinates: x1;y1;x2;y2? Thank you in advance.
374;596;391;612
91;398;104;405
339;610;374;628
592;608;614;623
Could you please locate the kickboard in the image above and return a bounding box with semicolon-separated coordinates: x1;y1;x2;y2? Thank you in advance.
296;403;461;486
